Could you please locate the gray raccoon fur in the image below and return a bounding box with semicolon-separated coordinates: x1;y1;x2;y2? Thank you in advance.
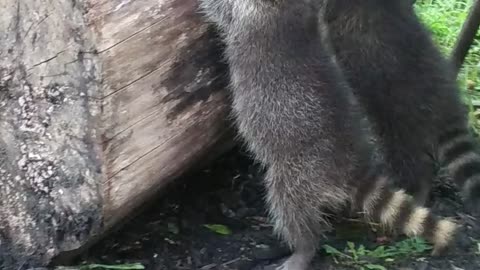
323;0;480;214
198;1;457;269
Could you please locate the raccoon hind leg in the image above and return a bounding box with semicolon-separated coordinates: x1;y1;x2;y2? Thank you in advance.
264;164;350;270
376;130;437;206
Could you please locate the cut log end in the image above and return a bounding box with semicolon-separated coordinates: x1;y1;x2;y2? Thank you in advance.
0;0;232;268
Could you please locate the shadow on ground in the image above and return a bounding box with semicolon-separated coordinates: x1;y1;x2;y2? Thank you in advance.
74;149;480;270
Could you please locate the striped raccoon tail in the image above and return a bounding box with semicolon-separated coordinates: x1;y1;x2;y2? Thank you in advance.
354;175;458;255
438;126;480;214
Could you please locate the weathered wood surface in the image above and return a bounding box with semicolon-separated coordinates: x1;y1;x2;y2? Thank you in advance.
0;0;231;268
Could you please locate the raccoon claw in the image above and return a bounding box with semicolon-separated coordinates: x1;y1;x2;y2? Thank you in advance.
274;250;315;270
275;258;307;270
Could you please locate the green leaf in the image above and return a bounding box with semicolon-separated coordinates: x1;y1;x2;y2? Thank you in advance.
358;244;366;256
347;241;361;261
322;245;350;259
364;264;387;270
203;224;232;235
323;245;343;255
368;246;387;258
167;222;179;234
81;263;145;270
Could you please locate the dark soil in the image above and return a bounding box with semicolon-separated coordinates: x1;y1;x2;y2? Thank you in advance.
74;149;480;270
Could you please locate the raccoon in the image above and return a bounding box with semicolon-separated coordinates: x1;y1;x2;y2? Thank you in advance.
323;0;480;214
198;0;457;269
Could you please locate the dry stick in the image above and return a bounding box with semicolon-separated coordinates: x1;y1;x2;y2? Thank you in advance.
451;0;480;76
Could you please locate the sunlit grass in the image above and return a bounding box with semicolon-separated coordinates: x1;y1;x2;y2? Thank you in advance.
416;0;480;133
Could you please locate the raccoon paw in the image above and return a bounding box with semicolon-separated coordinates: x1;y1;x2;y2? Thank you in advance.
274;250;315;270
275;259;306;270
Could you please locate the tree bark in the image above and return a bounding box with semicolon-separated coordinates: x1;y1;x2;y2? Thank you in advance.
0;0;232;268
451;0;480;75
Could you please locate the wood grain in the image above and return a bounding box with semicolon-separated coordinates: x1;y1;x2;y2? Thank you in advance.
0;0;232;267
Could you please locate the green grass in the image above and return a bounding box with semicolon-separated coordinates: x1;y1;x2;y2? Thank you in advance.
323;237;432;270
415;0;480;132
415;0;480;71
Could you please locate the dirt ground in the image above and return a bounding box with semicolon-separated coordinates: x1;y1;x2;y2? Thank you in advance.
74;149;480;270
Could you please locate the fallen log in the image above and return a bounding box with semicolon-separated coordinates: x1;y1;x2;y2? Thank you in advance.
0;0;232;268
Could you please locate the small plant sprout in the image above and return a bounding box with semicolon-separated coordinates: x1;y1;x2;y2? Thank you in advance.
323;237;432;270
